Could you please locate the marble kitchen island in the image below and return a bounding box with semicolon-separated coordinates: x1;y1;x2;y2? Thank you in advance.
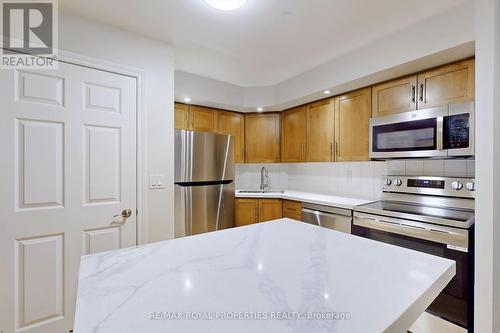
74;219;455;333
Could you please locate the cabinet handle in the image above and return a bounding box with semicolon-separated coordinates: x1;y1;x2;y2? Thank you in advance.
335;142;339;154
411;85;416;103
255;206;259;223
301;143;305;159
419;83;424;102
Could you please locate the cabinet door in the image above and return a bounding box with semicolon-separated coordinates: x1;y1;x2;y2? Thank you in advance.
335;88;372;161
306;99;335;162
259;199;283;222
417;59;475;109
189;105;218;132
281;106;307;162
235;199;259;227
218;111;245;163
372;75;417;117
174;102;189;130
245;113;280;163
282;200;302;220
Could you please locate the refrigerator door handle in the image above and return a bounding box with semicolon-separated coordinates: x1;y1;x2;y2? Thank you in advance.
215;184;223;231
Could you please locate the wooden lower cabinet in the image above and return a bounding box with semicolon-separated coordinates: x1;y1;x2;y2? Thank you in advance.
259;199;283;222
235;198;283;227
282;200;302;220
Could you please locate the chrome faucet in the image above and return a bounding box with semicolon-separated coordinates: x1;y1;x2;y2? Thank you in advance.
260;166;270;191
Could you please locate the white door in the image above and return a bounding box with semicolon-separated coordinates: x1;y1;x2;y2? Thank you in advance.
0;60;137;333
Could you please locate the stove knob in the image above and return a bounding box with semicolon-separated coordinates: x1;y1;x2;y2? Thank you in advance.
451;181;464;191
393;179;402;186
384;178;392;186
466;182;475;191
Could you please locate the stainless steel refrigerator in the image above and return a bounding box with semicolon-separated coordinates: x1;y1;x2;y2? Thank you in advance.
174;130;235;238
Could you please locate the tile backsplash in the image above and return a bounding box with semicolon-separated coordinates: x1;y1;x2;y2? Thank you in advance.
388;158;475;178
235;159;475;201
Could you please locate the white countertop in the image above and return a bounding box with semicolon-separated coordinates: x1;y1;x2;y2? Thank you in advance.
74;220;455;333
236;189;372;209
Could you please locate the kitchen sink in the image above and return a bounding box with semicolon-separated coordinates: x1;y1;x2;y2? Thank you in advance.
238;190;285;194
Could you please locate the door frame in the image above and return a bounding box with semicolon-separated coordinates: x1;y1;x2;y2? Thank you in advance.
2;47;148;245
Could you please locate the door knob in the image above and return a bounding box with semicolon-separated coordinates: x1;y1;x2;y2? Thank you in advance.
114;209;132;218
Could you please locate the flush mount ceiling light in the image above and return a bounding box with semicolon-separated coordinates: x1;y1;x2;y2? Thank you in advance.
184;97;191;103
257;107;264;112
204;0;248;11
323;90;331;94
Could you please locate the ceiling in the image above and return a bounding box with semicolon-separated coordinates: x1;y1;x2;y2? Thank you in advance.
61;0;469;87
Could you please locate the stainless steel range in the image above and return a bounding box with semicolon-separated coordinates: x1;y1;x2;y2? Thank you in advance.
353;176;475;332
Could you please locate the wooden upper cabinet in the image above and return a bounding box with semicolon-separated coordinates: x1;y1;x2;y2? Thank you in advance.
189;105;218;132
174;103;189;130
218;111;245;163
417;58;475;109
245;113;280;163
335;87;372;161
306;99;335;162
259;199;283;222
235;199;258;227
372;75;417;117
281;106;307;162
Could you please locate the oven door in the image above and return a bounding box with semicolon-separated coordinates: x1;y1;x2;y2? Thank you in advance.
370;106;448;159
352;212;473;330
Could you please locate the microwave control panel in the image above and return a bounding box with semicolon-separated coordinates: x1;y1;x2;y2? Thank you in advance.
444;113;470;149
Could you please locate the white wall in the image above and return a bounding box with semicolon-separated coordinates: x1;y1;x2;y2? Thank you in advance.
474;0;500;332
59;12;175;243
235;159;475;201
175;1;475;112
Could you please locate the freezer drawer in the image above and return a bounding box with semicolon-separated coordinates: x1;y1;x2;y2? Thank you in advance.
301;203;352;234
174;181;235;238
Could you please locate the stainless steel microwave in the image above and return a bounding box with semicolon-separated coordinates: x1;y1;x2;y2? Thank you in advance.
369;102;474;159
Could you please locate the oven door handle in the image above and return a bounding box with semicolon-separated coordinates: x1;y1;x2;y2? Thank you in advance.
353;213;468;248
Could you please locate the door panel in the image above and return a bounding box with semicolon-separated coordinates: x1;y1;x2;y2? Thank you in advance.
281;106;307;162
372;75;417;117
174;102;189;130
335;88;372;161
306;99;334;162
0;61;137;333
190;105;218;132
245;113;280;163
259;199;283;222
235;198;258;227
217;111;245;163
417;59;475;109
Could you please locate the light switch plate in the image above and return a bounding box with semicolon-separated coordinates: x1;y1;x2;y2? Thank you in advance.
149;174;165;189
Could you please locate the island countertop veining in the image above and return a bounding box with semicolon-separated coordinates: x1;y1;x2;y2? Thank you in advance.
74;219;455;333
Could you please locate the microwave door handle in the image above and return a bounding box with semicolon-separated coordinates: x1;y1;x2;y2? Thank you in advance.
436;116;444;150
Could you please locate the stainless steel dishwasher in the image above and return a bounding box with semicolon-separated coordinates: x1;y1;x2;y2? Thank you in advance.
301;203;353;234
